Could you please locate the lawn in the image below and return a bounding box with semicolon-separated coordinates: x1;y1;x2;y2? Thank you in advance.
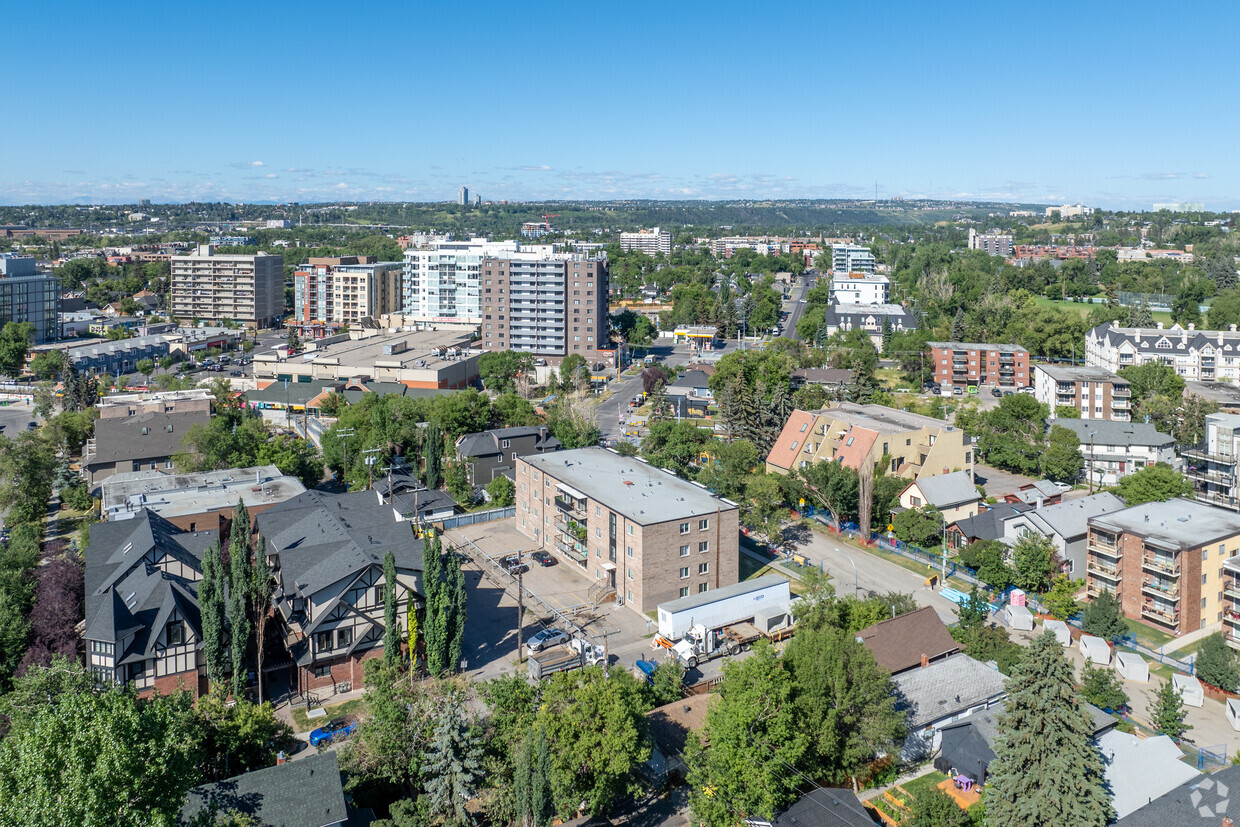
902;770;948;800
1124;617;1177;648
291;697;368;733
1033;295;1173;326
876;367;905;390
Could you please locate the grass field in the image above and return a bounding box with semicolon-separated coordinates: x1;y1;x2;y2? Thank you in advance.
291;697;368;732
1125;616;1177;648
1033;295;1174;326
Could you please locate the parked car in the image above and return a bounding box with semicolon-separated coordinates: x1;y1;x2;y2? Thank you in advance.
953;387;963;396
230;370;242;376
501;555;528;576
309;717;357;747
531;550;555;567
991;388;1002;397
1019;386;1036;395
1003;390;1015;397
527;627;570;652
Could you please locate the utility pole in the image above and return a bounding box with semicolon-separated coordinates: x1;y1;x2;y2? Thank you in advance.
516;556;525;664
363;448;381;491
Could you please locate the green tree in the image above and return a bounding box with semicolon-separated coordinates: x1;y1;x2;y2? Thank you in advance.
785;626;905;784
1079;663;1129;712
1053;404;1080;419
1080;591;1128;641
1119;362;1185;401
514;725;554;827
1041;425;1083;483
445;550;467;673
228;501;252;698
971;394;1050;475
286;328;300;351
28;350;64;381
1010;531;1057;594
194;694;296;781
1115;463;1193;505
199;541;228;690
444;458;473;503
1041;574;1079;620
687;644;806;827
423;530;447;677
1193;632;1240;691
0;321;34;378
1151;678;1191;739
795;459;860;526
0;431;56;524
423;703;484;827
909;787;977;827
952;624;1024;676
641;420;713;478
383;550;400;669
955;586;991;631
423;422;444;489
559;353;589;389
892;505;943;548
478;350;535;394
135;358;154;385
985;633;1112;827
647;660;685;706
248;538;274;704
486;474;515;507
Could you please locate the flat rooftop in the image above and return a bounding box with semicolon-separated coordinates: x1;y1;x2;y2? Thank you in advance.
101;465;306;521
927;341;1028;354
1091;498;1240;550
522;447;738;525
255;329;474;371
1186;380;1240;407
831;273;889;282
815;402;965;436
1035;363;1125;383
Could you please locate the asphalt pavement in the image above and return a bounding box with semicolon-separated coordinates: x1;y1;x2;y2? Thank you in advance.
782;274;813;338
596;341;694;441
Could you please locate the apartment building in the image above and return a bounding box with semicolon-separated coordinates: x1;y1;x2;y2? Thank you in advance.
480;251;609;362
829;273;890;305
1086;499;1240;637
1086;322;1240;381
401;238;519;324
765;404;974;481
515;448;740;614
0;253;60;344
823;303;915;350
1045;204;1094;218
82;390;213;489
620;227;673;257
831;244;876;275
967;229;1014;258
927;342;1030;389
1183;412;1240;511
1034;364;1132;421
709;236;782;258
1056;419;1176;487
291;256;402;337
170;244;284;328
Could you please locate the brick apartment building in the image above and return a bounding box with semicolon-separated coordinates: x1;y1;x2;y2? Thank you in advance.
515;448;739;613
290;256;402;338
927;342;1030;389
1086;499;1240;637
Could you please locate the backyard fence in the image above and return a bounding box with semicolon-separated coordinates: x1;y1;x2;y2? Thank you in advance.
438;506;516;530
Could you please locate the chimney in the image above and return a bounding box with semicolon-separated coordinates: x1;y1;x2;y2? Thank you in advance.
1222;818;1234;827
276;751;287;766
920;654;930;668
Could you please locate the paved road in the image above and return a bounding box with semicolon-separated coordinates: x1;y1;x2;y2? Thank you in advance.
596;341;694;441
782;274;813;339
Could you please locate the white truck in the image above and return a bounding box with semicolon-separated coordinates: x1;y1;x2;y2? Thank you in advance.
654;574;794;668
527;637;607;680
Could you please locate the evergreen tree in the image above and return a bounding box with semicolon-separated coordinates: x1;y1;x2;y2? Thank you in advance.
1151;678;1191;739
1079;663;1128;712
199;542;227;690
382;550;400;669
951;307;966;341
1193;632;1239;691
514;726;554;827
423;530;448;677
1081;591;1128;640
446;551;467;673
985;633;1112;827
423;423;444;489
228;501;252;698
423;703;484;827
249;537;273;704
407;598;420;675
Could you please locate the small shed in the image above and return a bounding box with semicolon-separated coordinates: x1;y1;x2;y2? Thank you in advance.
1005;604;1034;631
1080;634;1112;665
1228;698;1240;732
1115;651;1149;683
1042;619;1071;647
1172;673;1204;708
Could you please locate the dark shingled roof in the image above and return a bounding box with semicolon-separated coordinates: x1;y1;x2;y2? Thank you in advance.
646;693;712;759
1112;763;1240;826
455;426;560;459
857;606;961;675
949;502;1032;542
178;752;350;827
85;409;210;467
762;788;876;827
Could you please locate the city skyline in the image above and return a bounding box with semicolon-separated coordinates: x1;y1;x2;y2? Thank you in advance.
4;0;1238;209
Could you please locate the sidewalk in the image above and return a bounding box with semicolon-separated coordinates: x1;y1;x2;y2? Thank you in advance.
1158;622;1218;656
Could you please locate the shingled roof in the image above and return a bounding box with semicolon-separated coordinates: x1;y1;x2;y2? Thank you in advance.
85;409;209;467
178;752;350;827
856;605;961;675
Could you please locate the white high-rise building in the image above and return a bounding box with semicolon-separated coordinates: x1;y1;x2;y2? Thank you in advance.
402;238;519;324
620;227;673;256
831;244;876;275
458;186;469;206
829;273;890;305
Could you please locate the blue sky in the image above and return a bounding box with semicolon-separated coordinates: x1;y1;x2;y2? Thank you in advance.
4;0;1237;208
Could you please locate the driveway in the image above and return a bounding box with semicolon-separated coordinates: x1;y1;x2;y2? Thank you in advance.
974;463;1040;500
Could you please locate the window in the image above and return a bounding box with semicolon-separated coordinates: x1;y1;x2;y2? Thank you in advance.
679;522;690;534
680;545;690;556
313;664;331;679
698;583;709;593
596;527;602;538
627;546;634;557
501;439;510;449
316;631;333;651
628;525;634;535
679;587;690;598
375;587;385;607
679;567;689;579
166;622;185;646
1204;549;1210;561
698;563;709;575
699;541;709;552
337;627;354;647
1204;574;1209;585
627;590;634;602
845;436;854;446
596;506;602;516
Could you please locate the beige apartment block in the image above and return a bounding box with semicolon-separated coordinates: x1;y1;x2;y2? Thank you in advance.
515;447;739;614
171;244;284;327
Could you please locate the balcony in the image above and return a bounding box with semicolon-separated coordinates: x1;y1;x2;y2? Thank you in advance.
553;495;587;518
1141;603;1180;627
1142;555;1179;577
1086;581;1117;599
1141;579;1179;599
553;536;588;562
1086;560;1120;580
1089;541;1120;559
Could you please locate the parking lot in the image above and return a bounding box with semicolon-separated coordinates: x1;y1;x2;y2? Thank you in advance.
444;519;665;682
0;401;38;436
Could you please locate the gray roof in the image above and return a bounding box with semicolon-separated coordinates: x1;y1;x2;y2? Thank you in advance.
1089;321;1240;356
256;490;423;598
85;409;209;468
523;448;738;526
824;302;915;329
909;471;979;509
101;465;306;522
814;402;972;439
390;487;457;518
1113;764;1240;826
670;369;712;389
1007;492;1126;542
178;751;350;827
1185;379;1240;408
455;425;559;459
949;502;1032;541
1035;363;1127;384
658;573;788;616
65;333;170;363
941;698;1116;747
1055;418;1174;449
927;341;1028;354
891;654;1008;728
1096;728;1202;820
1091;498;1240;550
764;788;875;827
791;368;853;385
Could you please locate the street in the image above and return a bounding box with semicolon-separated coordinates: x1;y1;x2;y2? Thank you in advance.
782;272;814;339
596;340;694;441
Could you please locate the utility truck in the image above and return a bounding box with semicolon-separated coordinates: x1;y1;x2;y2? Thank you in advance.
653;574;794;668
527;636;606;680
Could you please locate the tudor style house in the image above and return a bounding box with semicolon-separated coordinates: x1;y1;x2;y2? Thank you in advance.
85;510;215;697
255;490;423;698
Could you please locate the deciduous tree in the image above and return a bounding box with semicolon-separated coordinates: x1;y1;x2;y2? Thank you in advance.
1151;678;1191;739
1115;463;1193;505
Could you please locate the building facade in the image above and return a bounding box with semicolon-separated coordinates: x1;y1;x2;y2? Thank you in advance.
455;425;561;486
927;342;1030;389
1086;499;1240;637
620;228;673;257
1086;322;1240;382
515;448;740;614
170;244;284;327
967;229;1014;257
0;253;61;344
64;334;171;377
401;238;518;324
829;273;890;305
1034;364;1132;421
824;303;915;350
1182;412;1240;511
831;244;876;275
1055;419;1175;487
291;256;402;337
479;251;609;361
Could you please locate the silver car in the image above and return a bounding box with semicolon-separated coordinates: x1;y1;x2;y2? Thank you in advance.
527;627;569;652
